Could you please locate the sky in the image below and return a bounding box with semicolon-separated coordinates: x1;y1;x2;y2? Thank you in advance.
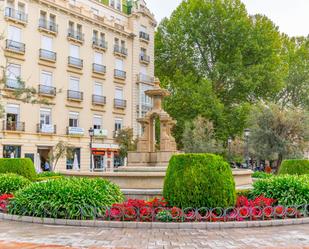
146;0;309;37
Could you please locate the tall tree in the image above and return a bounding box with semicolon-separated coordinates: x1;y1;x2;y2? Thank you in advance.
155;0;286;146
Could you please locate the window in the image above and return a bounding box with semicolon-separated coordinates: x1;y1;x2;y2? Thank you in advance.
121;40;125;48
8;25;21;42
140;84;152;106
40;71;52;86
93;30;98;39
93;115;102;130
69;21;74;31
110;0;115;8
6;63;21;81
94;52;103;64
66;148;80;170
3;145;21;158
115;118;122;131
6;104;20;130
50;14;56;23
140;65;147;75
17;2;25;12
69;44;79;58
114;38;119;46
40;10;47;20
94;82;103;95
141;48;147;56
91;7;99;15
69;112;79;127
41;35;53;51
77;24;82;34
140;25;147;33
100;33;105;41
115;58;123;70
115;87;123;100
40;108;51;126
69;77;79;91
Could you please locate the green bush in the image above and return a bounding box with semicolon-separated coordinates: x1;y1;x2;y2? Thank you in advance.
37;172;63;177
8;177;124;219
163;154;236;208
0;174;31;194
236;189;254;199
252;171;273;179
0;159;37;180
252;175;309;206
279;159;309;175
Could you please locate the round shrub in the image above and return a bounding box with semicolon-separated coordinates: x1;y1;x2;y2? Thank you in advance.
252;175;309;206
8;177;124;219
279;159;309;175
163;154;236;208
0;174;31;194
0;158;37;180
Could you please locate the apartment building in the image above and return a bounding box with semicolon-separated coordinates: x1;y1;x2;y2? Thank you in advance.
0;0;156;171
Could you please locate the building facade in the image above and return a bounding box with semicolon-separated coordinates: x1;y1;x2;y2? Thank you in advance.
0;0;156;171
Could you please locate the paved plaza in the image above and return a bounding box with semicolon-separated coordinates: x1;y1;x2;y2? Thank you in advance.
0;220;308;248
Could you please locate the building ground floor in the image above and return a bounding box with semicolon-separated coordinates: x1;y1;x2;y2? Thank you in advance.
0;131;122;172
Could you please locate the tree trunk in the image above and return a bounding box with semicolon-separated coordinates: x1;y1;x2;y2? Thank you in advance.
276;154;283;173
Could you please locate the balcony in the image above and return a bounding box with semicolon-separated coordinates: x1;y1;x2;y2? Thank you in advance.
136;104;152;113
37;124;56;134
114;99;127;109
67;126;84;136
92;63;106;75
92;38;108;51
114;45;127;57
38;19;58;35
67;29;84;43
4;7;28;25
92;95;106;106
114;69;126;80
139;31;150;42
5;79;22;89
68;56;83;69
39;49;56;62
38;84;56;96
140;54;150;64
137;73;154;84
3;121;25;132
67;90;83;101
5;39;25;54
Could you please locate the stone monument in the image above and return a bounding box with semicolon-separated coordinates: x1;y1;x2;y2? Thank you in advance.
127;78;178;167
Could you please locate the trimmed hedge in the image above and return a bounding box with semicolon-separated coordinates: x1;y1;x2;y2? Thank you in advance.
252;171;273;179
0;174;31;194
252;175;309;206
8;177;124;219
163;154;236;208
0;159;37;180
279;159;309;175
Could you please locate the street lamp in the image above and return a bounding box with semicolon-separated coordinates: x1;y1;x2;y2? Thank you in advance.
88;127;94;172
228;137;232;163
244;128;251;169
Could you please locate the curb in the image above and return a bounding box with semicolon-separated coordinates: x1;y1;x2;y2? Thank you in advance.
0;213;308;229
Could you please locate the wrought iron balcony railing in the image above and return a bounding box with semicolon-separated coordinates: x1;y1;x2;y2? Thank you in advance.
3;121;25;132
38;84;56;96
92;95;106;105
114;69;126;79
92;38;108;50
5;39;25;53
114;99;127;109
67;29;84;42
37;124;56;134
5;79;22;89
140;54;150;64
68;56;83;68
39;49;56;61
92;63;106;74
139;31;150;41
67;90;83;101
38;18;58;33
4;7;28;23
114;45;128;56
137;73;154;84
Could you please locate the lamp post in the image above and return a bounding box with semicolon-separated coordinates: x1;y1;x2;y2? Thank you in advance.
88;127;94;172
244;128;250;169
228;137;232;163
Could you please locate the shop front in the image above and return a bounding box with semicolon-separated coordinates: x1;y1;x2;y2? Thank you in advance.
91;143;121;171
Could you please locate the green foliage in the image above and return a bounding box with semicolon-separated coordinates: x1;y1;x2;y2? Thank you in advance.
48;141;74;171
163;154;236;208
279;159;309;175
252;175;309;206
235;189;254;199
115;128;137;158
182;116;223;154
35;172;64;182
0;174;31;194
0;158;37;180
252;172;274;179
9;177;124;219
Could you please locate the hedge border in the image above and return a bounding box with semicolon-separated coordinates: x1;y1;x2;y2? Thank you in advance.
1;213;308;230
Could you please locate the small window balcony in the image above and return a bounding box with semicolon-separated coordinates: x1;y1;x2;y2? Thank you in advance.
37;124;56;134
139;31;150;42
114;69;126;80
92;63;106;75
92;95;106;106
38;84;56;97
5;39;25;54
67;126;84;136
38;19;58;35
5;78;22;90
67;90;83;101
137;73;154;84
39;49;56;62
68;56;83;69
3;121;25;132
114;99;127;109
92;37;108;51
67;29;84;43
114;45;127;57
140;54;150;64
4;7;28;25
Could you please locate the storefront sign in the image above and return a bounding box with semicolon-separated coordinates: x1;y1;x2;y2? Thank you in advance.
94;129;108;137
68;127;84;135
41;124;54;133
92;143;120;149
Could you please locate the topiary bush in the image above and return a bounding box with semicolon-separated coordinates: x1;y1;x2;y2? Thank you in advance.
252;175;309;206
163;154;236;208
0;159;37;180
8;177;124;220
0;174;32;194
279;159;309;175
252;171;273;179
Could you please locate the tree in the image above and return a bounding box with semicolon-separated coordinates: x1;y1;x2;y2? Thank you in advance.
48;141;74;171
182;116;223;153
155;0;286;146
248;103;309;170
115;128;137;160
